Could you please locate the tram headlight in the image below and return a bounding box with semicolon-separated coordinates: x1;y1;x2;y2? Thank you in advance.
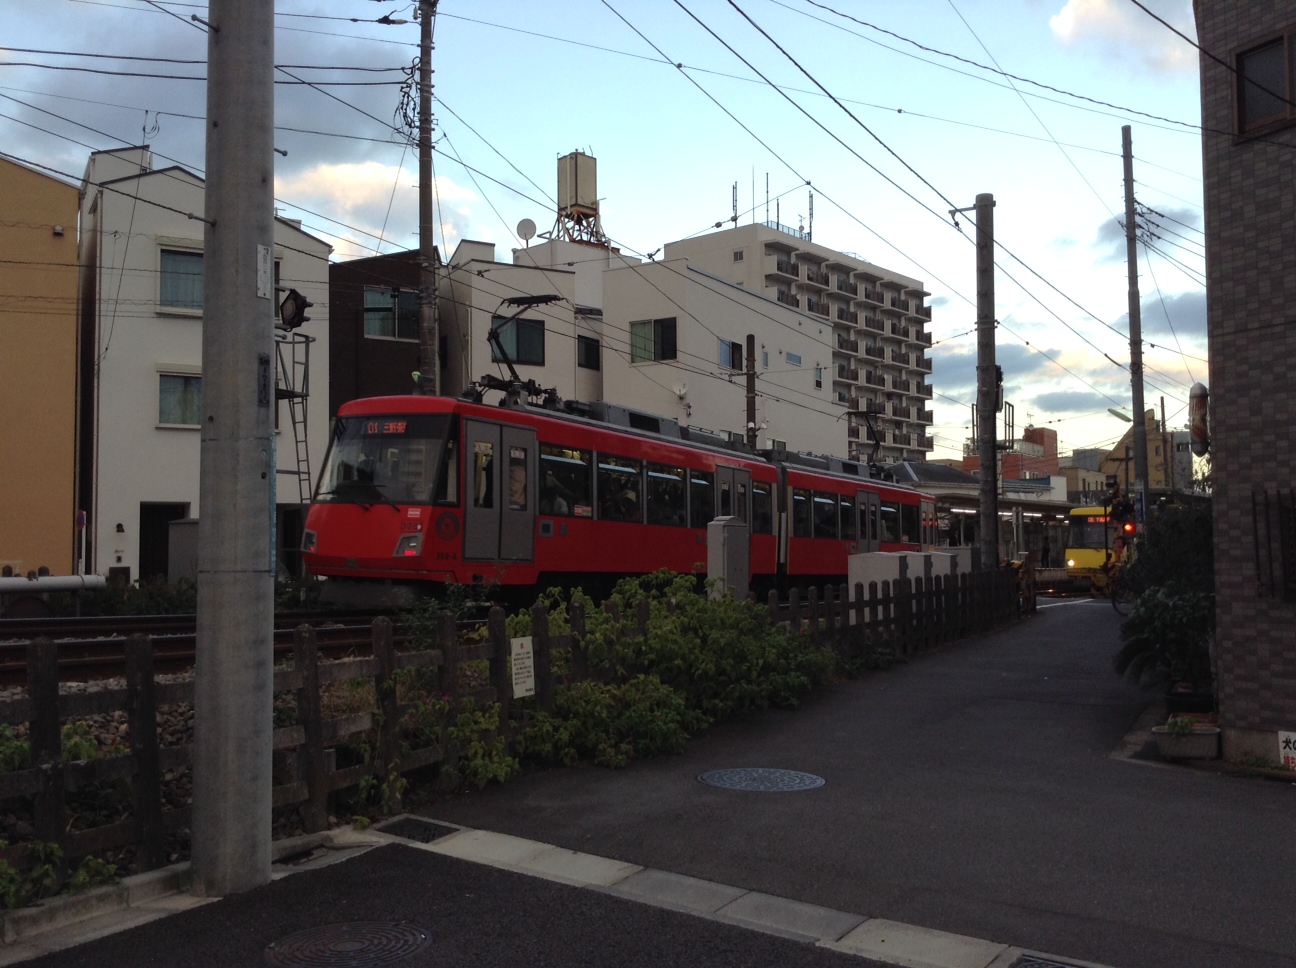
1066;557;1075;568
393;533;424;557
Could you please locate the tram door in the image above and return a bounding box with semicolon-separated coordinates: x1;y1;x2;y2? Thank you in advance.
716;465;751;525
857;490;881;553
463;420;537;562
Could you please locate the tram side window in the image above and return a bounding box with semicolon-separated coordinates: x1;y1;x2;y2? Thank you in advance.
719;480;732;517
736;482;748;524
647;463;687;526
472;441;494;509
434;438;458;505
879;500;902;543
507;446;527;511
791;487;812;538
901;504;920;544
689;470;715;528
840;496;857;540
598;454;643;522
540;444;592;517
813;491;838;539
751;481;773;534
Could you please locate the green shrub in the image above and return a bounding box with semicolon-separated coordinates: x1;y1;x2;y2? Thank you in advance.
1114;583;1214;689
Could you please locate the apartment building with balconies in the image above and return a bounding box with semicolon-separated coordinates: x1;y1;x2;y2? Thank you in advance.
663;223;934;463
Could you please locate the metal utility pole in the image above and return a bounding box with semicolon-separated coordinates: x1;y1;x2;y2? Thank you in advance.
192;0;275;896
1122;126;1149;517
745;334;757;449
955;193;999;569
416;0;439;394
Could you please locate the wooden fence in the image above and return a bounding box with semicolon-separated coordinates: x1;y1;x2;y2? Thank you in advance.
0;568;1026;875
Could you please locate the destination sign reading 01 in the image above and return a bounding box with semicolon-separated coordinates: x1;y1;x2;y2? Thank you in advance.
365;420;408;436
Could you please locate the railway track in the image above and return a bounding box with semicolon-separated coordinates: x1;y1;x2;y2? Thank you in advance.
0;611;419;687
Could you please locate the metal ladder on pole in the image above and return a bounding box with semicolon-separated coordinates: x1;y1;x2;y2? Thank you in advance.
275;330;315;505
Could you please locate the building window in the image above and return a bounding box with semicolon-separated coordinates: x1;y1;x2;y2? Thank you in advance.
733;249;744;262
630;317;677;363
1237;36;1292;134
491;314;545;366
814;365;823;389
787;352;802;366
762;350;769;368
577;335;601;370
364;287;419;341
719;338;743;371
159;249;203;311
159;373;201;426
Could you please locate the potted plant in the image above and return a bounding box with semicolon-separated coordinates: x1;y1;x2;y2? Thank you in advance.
1113;583;1215;706
1151;714;1220;760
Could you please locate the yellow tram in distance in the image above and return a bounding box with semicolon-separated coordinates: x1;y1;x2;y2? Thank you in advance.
1064;506;1127;593
1067;502;1140;593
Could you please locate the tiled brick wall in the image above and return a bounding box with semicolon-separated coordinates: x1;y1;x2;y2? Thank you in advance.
1196;2;1296;753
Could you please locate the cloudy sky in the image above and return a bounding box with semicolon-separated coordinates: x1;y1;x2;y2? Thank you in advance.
2;0;1205;461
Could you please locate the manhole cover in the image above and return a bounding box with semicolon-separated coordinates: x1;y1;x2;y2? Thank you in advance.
265;921;431;967
376;817;457;843
698;768;825;791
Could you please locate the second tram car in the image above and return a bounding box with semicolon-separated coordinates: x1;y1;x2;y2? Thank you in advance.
301;393;937;605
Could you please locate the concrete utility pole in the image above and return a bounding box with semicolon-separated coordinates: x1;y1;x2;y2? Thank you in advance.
1122;126;1149;517
192;0;275;896
972;193;999;569
416;0;439;394
745;334;757;450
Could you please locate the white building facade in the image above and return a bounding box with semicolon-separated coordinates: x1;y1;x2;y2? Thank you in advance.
78;147;332;581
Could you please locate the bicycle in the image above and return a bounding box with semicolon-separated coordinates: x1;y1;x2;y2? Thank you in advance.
1109;567;1136;615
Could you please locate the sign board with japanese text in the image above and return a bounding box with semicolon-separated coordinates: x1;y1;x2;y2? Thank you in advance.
1280;731;1296;771
511;636;535;699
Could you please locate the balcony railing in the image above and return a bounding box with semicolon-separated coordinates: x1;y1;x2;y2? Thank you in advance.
919;305;932;319
835;364;859;382
836;308;858;325
864;372;886;388
893;378;912;393
916;330;932;346
891;404;912;419
836;278;858;296
804;267;829;287
806;298;829;317
863;345;885;359
891;350;912;366
918;383;933;398
774;258;798;278
860;286;881;304
776;290;799;308
917;357;932;372
917;409;933;423
862;315;884;332
836;336;860;353
889;321;909;339
917;436;934;450
847;425;860;439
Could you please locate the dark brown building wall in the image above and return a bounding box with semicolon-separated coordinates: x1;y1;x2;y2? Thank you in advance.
1196;1;1296;755
327;250;426;415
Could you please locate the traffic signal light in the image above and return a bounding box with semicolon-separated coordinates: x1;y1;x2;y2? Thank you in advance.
278;288;312;329
1110;496;1135;527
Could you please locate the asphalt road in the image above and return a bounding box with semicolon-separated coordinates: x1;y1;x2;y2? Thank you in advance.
418;597;1295;968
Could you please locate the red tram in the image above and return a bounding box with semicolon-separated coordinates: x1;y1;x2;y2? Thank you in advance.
300;392;937;605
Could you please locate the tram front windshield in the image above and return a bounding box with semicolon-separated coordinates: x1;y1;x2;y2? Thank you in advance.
1067;514;1110;551
315;414;458;506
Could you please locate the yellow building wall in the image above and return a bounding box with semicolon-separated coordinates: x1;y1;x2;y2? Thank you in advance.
0;158;80;575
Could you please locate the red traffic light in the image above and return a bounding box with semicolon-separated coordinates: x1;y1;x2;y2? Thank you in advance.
1121;521;1136;534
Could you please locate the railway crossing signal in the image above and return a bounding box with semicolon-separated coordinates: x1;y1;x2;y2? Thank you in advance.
278;288;312;329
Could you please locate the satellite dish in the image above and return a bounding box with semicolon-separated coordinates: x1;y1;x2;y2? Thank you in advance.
517;218;536;242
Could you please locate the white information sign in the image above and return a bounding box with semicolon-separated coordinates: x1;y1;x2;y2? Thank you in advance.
511;636;535;699
256;244;272;299
1279;731;1296;771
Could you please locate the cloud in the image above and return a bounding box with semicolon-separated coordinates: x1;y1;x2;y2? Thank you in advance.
1049;0;1197;74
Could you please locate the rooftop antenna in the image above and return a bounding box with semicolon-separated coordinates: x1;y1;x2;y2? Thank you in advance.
808;190;814;242
517;218;536;248
731;182;738;225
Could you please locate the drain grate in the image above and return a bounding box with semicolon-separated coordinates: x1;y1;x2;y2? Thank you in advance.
1012;955;1096;968
265;921;431;967
698;768;825;791
376;817;458;843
